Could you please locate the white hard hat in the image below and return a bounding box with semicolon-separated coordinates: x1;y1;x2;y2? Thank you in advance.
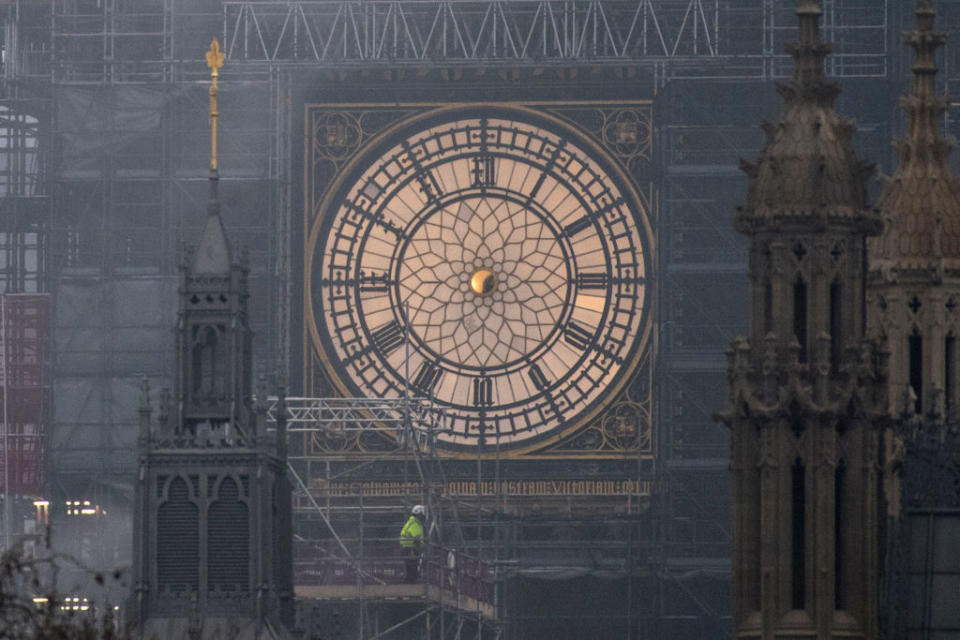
411;504;426;516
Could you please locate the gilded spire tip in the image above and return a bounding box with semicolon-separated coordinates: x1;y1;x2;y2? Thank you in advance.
207;38;223;176
206;38;224;75
206;38;223;214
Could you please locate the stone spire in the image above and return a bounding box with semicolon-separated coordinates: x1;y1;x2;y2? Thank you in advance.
783;0;835;102
870;0;960;273
131;38;294;638
737;1;877;236
192;38;232;276
175;39;252;432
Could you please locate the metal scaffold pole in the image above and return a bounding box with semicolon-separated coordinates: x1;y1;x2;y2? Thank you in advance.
2;294;9;551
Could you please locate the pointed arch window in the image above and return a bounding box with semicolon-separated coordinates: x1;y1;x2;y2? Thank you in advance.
830;278;842;372
791;458;806;609
794;277;808;362
909;329;923;414
946;334;955;419
834;459;846;610
192;324;224;398
207;476;250;593
752;465;762;611
763;280;773;334
157;477;199;592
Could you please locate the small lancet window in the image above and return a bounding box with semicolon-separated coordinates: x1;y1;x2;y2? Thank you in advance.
946;335;955;420
752;465;762;611
834;459;846;610
794;277;808;362
829;279;842;372
763;281;773;334
909;329;922;414
192;325;222;397
791;458;806;610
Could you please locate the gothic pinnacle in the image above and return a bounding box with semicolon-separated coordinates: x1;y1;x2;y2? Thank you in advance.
780;0;839;106
870;0;960;268
902;0;949;166
735;0;875;234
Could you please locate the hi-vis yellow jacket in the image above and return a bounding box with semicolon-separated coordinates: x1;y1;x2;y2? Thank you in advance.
400;515;424;549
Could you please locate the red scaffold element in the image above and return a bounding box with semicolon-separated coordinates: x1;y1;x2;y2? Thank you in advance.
0;294;51;496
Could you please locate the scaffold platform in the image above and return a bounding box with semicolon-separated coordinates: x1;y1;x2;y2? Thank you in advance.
294;541;497;619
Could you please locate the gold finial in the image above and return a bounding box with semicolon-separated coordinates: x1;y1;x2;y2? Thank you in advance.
206;37;224;74
206;38;224;171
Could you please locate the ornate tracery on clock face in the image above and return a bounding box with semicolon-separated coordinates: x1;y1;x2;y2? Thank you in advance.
306;110;651;450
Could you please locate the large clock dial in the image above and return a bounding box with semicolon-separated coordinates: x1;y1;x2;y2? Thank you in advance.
307;109;651;450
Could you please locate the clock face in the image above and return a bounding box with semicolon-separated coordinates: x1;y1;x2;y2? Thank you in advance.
306;109;651;450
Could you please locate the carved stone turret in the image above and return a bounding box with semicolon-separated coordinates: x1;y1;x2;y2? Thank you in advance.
867;0;960;421
719;3;885;639
173;167;254;436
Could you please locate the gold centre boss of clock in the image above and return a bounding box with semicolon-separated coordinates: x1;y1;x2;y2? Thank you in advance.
306;106;652;451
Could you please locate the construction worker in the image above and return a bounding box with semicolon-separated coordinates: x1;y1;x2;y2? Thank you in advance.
400;504;425;583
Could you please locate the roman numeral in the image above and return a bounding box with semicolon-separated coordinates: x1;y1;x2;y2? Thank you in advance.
564;322;595;351
564;198;626;238
358;271;391;293
564;215;593;238
472;155;496;187
576;272;609;289
343;201;407;240
528;364;549;392
472;377;493;407
413;361;443;394
526;141;566;203
371;320;405;356
401;140;442;203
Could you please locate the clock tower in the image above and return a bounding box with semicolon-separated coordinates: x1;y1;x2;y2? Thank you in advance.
719;2;886;639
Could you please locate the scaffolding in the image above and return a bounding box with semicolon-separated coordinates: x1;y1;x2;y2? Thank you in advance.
219;0;890;84
264;396;501;638
0;293;50;497
0;0;955;637
267;393;657;638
